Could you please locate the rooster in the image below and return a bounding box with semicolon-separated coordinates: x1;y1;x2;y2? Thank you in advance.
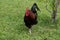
24;3;40;34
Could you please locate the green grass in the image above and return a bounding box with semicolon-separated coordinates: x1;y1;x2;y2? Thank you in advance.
0;0;60;40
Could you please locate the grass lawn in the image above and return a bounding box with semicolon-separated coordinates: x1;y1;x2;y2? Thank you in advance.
0;0;60;40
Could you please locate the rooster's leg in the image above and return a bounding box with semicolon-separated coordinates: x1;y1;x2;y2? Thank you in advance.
28;26;32;34
29;28;31;34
